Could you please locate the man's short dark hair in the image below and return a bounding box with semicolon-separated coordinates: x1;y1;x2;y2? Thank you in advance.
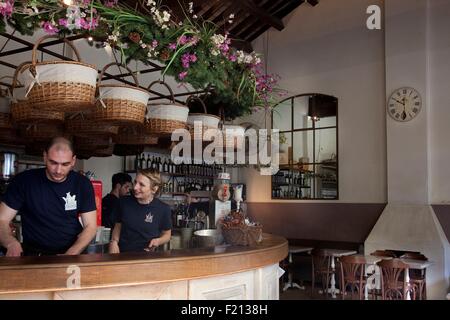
112;173;132;188
45;137;74;155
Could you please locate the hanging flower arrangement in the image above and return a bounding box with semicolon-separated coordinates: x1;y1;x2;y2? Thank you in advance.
0;0;286;119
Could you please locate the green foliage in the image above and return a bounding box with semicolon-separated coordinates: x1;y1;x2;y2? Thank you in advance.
2;0;284;119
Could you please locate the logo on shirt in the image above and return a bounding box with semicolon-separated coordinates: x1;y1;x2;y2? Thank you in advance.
63;192;77;211
145;212;153;223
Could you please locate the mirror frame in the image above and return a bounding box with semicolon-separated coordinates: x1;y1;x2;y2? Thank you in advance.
271;93;339;200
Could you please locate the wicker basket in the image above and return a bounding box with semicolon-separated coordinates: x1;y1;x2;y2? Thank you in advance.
0;75;13;113
76;145;114;159
221;225;263;246
66;114;119;137
10;62;65;124
113;144;144;156
0;128;26;146
23;36;97;113
114;126;158;145
74;135;112;149
20;123;64;141
91;63;149;125
145;80;189;136
186;95;221;140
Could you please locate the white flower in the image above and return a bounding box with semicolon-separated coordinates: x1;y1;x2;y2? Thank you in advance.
211;34;225;46
229;13;235;19
211;49;220;56
188;2;193;14
193;14;198;19
146;0;156;6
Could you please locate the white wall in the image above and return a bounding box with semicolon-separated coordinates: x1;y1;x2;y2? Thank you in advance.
83;155;123;197
428;0;450;204
239;0;386;203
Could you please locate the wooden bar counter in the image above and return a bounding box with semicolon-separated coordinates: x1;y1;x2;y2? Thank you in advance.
0;234;288;300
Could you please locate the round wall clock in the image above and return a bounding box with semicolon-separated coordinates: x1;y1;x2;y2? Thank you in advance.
387;87;422;122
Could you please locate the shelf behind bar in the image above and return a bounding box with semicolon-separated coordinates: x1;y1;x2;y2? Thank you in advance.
124;170;215;180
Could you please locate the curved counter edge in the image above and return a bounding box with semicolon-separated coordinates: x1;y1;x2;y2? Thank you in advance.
0;234;288;300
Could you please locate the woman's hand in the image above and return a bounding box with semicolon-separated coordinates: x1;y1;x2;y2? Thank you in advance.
109;240;120;254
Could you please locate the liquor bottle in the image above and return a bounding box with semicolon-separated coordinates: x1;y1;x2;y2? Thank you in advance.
146;154;151;170
140;153;146;169
134;154;139;170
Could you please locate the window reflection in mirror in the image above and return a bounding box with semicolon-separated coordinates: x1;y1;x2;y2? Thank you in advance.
272;93;338;200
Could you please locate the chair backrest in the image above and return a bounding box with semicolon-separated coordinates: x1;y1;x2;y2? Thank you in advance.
311;248;331;273
339;255;366;299
340;255;367;282
370;250;396;258
376;258;410;300
399;252;428;261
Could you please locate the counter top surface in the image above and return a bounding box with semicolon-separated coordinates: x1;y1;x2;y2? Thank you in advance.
0;233;286;269
0;233;288;294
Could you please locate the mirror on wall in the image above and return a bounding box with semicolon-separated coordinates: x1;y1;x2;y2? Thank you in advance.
272;93;338;200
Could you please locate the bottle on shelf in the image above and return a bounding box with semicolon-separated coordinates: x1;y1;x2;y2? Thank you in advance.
140;153;146;169
146;154;151;170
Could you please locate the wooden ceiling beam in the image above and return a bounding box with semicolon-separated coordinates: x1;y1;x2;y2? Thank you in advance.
232;0;284;31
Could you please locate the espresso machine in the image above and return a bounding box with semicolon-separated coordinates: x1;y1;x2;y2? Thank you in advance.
0;152;18;197
208;172;232;228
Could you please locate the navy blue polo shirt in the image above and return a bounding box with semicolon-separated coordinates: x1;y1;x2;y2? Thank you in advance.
3;168;96;253
117;196;172;253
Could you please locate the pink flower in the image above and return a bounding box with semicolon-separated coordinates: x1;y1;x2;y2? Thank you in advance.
228;54;237;62
42;21;59;34
151;40;158;48
58;18;68;27
181;53;191;68
103;0;118;7
0;0;14;18
178;35;188;45
168;43;176;50
178;71;188;80
189;54;197;63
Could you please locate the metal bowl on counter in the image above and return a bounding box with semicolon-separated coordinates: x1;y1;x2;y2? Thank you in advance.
192;229;224;248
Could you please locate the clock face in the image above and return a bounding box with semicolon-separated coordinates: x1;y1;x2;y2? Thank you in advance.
387;87;422;122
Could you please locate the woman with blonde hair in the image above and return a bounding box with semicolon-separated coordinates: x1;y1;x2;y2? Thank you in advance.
109;168;172;253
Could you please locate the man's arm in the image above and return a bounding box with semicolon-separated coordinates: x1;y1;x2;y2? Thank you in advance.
0;202;22;257
64;210;97;255
109;223;121;254
148;229;171;248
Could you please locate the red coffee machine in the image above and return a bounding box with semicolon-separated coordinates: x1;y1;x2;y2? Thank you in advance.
91;180;102;226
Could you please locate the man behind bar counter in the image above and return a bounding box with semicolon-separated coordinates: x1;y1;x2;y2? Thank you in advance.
0;137;97;256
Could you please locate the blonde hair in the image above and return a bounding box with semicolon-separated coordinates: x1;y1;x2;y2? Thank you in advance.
137;168;162;195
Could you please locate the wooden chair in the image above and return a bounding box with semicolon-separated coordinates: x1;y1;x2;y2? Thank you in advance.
377;259;415;300
339;255;367;300
311;248;332;298
370;250;397;258
400;252;428;300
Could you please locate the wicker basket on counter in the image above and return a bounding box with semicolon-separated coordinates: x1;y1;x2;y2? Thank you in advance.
221;224;263;246
23;35;97;113
144;80;189;136
91;63;150;125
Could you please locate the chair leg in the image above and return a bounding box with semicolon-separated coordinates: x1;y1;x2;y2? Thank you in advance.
311;273;315;298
